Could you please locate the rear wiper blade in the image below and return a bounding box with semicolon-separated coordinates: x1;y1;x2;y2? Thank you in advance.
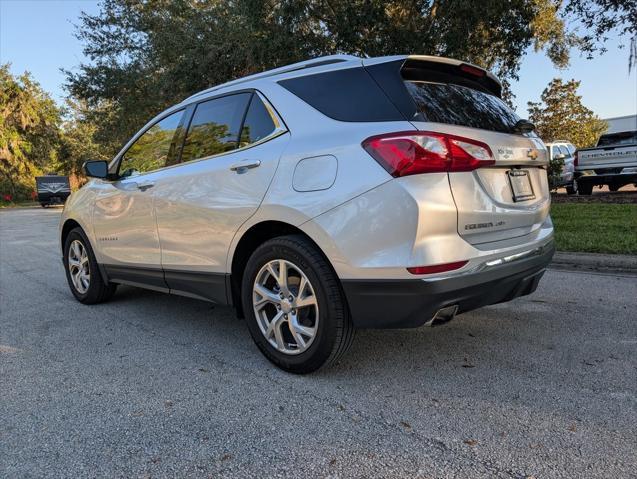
514;119;535;134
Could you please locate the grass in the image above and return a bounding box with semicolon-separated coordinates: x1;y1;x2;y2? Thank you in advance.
551;203;637;255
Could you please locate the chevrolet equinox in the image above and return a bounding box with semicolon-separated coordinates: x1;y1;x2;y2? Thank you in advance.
60;55;555;373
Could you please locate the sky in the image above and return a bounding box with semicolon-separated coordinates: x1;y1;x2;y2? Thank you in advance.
1;0;636;120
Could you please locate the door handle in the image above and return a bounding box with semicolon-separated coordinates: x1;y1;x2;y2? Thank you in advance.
136;181;155;191
230;160;261;174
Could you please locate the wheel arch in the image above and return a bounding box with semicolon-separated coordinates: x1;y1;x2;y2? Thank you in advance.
60;218;83;254
229;220;338;318
60;217;109;284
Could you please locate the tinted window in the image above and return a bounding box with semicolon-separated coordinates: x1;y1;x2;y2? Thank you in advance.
597;131;637;147
279;67;403;122
120;110;184;175
181;93;251;162
404;81;521;134
239;95;276;147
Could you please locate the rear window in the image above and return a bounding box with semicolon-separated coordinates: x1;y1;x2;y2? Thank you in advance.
405;81;521;134
597;131;637;147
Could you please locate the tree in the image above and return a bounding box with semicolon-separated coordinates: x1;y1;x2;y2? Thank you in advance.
528;78;607;186
65;0;576;149
0;64;61;199
528;78;607;148
564;0;637;69
56;99;111;178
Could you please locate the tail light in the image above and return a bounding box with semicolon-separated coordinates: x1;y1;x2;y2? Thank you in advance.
407;260;468;275
574;150;578;167
362;131;495;177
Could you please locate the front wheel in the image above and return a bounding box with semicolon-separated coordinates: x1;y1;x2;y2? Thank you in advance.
565;182;577;195
63;227;117;304
241;235;354;374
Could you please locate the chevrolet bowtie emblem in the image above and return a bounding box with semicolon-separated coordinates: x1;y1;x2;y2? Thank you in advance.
527;149;539;160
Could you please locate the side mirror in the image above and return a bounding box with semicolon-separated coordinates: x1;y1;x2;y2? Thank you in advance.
554;153;566;160
83;160;109;179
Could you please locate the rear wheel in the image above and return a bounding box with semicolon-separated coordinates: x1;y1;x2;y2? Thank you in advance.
63;227;117;304
565;182;577;195
577;180;593;196
241;235;354;374
608;184;620;192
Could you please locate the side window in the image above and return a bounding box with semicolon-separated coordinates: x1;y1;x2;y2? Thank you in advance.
239;95;277;147
120;110;184;176
558;145;571;158
181;93;251;162
551;146;560;158
566;144;576;155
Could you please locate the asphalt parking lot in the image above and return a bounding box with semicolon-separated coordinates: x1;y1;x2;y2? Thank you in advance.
1;208;635;478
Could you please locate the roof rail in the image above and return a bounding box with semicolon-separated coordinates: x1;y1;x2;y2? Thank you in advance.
184;54;360;101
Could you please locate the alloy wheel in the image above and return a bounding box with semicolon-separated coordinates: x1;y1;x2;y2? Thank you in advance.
68;239;90;294
252;259;319;355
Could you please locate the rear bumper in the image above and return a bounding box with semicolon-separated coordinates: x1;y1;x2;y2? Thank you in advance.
342;241;555;329
576;172;637;186
37;192;70;203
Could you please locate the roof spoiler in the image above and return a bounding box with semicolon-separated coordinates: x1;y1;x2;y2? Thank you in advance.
362;55;503;121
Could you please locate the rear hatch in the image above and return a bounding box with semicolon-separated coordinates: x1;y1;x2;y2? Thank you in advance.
400;58;550;245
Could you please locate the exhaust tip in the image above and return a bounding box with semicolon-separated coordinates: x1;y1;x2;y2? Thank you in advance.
426;305;459;327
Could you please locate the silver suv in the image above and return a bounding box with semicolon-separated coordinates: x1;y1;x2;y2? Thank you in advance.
60;55;554;373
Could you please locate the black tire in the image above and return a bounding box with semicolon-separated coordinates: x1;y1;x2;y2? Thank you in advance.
565;182;577;195
63;227;117;304
577;180;593;195
241;235;354;374
608;184;620;192
40;203;47;208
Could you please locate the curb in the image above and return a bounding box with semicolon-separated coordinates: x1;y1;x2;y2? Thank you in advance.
550;251;637;275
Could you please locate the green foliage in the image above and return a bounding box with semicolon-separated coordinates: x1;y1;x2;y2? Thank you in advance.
546;155;565;189
56;99;111;177
564;0;637;69
0;64;62;199
528;78;608;149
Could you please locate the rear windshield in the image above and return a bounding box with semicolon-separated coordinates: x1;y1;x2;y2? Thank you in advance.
597;131;637;147
405;81;521;134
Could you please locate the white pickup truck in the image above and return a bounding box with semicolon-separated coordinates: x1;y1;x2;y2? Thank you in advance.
575;131;637;194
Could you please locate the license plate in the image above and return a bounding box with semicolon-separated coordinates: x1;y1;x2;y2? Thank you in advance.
508;170;535;202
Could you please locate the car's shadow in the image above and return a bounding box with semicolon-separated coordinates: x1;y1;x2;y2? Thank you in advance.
106;283;562;391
